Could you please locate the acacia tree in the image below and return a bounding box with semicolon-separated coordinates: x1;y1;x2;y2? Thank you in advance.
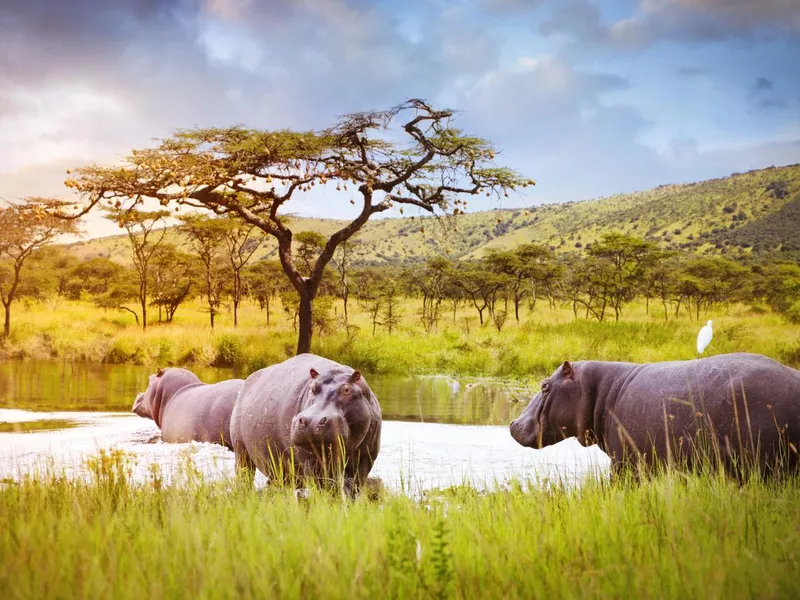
587;232;655;322
149;244;196;322
104;208;169;330
0;198;78;338
407;257;452;332
179;214;228;330
222;218;263;327
66;99;529;354
244;260;284;326
331;236;359;326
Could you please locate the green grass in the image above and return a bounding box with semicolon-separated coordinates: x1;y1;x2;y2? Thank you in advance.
1;452;798;599
2;296;800;381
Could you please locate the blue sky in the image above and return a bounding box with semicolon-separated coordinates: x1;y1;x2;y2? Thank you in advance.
0;0;798;236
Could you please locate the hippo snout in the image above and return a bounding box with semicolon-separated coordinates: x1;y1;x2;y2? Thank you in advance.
510;416;540;448
291;411;349;447
132;392;147;418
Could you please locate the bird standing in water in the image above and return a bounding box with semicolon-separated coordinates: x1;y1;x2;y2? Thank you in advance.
697;320;713;356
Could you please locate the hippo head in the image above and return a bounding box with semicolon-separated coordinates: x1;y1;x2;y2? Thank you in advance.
290;367;376;453
131;368;167;421
510;361;592;449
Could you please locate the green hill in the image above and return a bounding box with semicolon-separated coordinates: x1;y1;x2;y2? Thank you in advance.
65;163;800;265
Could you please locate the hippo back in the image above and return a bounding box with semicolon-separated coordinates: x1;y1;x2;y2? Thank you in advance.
159;378;244;449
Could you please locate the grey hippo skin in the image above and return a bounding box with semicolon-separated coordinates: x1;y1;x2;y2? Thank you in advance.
510;353;800;475
230;353;382;494
132;368;244;450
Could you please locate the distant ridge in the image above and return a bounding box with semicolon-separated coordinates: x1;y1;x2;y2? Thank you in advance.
65;163;800;265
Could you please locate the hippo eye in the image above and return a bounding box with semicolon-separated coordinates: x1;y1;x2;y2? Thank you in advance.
312;383;321;394
341;384;351;395
541;382;551;393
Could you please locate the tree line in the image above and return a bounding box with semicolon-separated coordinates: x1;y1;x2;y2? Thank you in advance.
3;218;799;340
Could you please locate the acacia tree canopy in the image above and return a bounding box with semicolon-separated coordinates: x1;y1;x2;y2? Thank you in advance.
0;197;79;337
65;99;531;353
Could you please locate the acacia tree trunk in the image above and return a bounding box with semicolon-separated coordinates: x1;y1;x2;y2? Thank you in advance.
140;279;148;331
297;287;314;354
342;283;349;325
3;302;10;338
233;275;241;327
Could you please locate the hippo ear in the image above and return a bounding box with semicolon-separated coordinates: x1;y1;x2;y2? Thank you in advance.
350;370;362;383
310;368;319;379
561;361;574;379
157;368;165;377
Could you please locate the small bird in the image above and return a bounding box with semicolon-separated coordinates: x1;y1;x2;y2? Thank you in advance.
697;320;713;356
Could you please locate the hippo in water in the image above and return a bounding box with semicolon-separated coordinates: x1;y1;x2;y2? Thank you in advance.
510;353;800;476
132;368;244;450
230;353;382;494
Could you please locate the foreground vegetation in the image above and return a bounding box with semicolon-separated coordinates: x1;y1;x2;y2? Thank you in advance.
2;296;799;379
1;454;798;599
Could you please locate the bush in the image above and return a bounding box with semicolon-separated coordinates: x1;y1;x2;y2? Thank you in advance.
213;334;245;367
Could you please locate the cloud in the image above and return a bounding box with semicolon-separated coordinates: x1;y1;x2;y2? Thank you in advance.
675;65;711;78
748;76;789;110
536;0;800;49
0;0;799;237
608;0;800;48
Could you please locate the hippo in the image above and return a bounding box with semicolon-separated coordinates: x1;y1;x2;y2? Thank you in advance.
230;353;382;494
132;368;244;450
510;353;800;476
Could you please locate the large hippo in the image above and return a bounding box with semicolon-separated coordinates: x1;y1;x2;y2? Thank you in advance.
510;353;800;475
132;368;244;450
230;353;382;494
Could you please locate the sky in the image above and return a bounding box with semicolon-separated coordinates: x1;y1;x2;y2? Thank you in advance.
1;0;799;238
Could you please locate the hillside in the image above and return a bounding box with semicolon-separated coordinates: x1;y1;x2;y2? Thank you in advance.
65;163;800;265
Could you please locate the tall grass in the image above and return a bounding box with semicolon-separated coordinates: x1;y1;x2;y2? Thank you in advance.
3;297;799;380
0;452;798;599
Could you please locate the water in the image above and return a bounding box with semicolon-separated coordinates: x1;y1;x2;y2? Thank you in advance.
0;360;609;491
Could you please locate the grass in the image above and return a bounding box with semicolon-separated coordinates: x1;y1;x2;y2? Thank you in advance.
0;451;798;599
2;296;800;381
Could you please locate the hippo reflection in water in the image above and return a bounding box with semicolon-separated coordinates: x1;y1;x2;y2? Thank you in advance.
231;353;382;495
510;353;800;475
132;368;243;450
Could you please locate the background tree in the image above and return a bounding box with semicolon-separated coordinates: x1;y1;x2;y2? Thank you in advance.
407;257;452;332
24;247;79;298
355;268;388;335
66;98;529;354
331;236;359;326
94;268;141;325
587;232;656;321
454;266;506;327
104;208;169;331
179;214;228;330
65;257;124;300
222;218;264;327
295;231;326;277
0;198;78;338
677;257;748;320
381;277;403;334
149;244;196;323
244;260;284;326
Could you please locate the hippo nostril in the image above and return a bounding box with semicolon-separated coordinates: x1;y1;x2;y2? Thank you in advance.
318;417;328;426
298;417;308;427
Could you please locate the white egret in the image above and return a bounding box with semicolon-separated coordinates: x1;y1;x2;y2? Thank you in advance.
696;320;713;355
